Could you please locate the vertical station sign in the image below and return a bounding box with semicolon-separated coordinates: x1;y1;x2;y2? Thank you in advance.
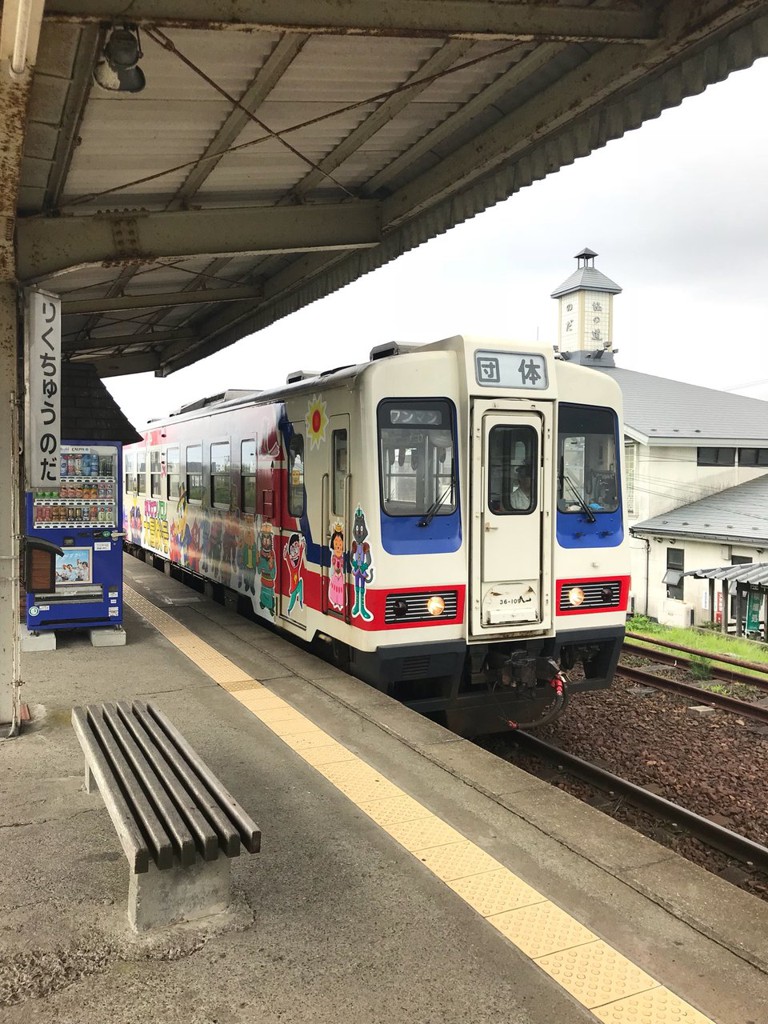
25;288;62;489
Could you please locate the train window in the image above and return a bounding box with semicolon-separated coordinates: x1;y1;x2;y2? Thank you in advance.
124;451;137;493
186;444;203;503
332;430;347;515
378;399;456;517
136;447;147;494
557;405;619;514
488;427;537;514
241;439;257;514
210;442;231;508
166;446;180;502
288;434;305;517
150;450;162;497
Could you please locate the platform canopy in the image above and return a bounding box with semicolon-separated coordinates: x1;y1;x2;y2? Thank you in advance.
3;1;768;379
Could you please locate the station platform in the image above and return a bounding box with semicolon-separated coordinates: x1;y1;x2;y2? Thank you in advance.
2;554;766;1024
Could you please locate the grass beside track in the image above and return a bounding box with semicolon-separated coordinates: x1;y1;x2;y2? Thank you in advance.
626;615;768;671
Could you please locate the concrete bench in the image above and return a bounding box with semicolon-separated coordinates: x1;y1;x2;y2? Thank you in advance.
71;700;261;931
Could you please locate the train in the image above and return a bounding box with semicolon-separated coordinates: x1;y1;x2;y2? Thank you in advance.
123;334;630;735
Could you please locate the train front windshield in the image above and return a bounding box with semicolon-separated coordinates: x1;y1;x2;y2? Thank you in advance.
557;404;619;514
378;400;456;517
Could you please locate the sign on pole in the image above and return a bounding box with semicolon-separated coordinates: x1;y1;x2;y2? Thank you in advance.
25;288;61;489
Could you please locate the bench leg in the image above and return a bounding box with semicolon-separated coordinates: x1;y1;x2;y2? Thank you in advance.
128;855;231;932
84;762;98;794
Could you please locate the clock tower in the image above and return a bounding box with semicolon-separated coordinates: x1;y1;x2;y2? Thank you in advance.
551;248;622;362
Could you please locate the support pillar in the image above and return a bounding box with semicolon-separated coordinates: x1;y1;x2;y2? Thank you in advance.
0;281;20;725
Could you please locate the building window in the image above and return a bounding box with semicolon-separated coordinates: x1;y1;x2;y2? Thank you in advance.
166;447;180;502
150;449;162;497
186;444;203;502
210;442;231;508
241;439;257;514
663;547;685;600
697;447;735;467
288;434;305;517
738;448;768;467
624;441;636;515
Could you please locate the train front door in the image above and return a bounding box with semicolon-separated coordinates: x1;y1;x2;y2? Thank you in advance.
469;401;552;637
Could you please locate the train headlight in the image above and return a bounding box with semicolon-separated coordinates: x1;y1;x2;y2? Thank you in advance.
426;595;446;616
567;586;585;607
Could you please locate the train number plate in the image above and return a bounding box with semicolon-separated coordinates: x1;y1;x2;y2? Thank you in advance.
483;583;539;624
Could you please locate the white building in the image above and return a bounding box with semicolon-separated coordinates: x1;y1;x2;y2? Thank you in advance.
551;250;768;626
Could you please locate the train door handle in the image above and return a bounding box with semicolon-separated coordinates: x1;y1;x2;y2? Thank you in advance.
484;523;498;532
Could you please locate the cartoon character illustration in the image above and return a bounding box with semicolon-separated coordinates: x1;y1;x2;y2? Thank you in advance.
208;518;224;580
238;519;257;596
350;506;374;621
328;523;345;611
188;518;201;573
174;487;192;567
127;500;142;544
283;532;305;612
257;521;276;615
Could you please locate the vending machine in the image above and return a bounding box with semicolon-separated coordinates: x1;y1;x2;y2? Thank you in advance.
25;441;123;631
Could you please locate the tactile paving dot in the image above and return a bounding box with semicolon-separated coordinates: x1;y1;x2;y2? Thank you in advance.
281;728;342;750
489;899;597;958
447;867;546;917
415;840;502;881
382;815;465;851
536;940;658;1009
253;706;311;726
592;986;715;1023
235;692;287;714
358;794;430;826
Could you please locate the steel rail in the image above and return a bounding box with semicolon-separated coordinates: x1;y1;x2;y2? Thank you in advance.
622;641;768;693
512;731;768;871
616;664;768;724
624;632;768;676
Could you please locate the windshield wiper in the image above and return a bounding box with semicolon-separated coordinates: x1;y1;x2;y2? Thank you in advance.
419;483;454;527
561;472;596;523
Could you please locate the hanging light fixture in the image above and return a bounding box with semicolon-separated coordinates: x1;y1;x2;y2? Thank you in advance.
93;26;146;93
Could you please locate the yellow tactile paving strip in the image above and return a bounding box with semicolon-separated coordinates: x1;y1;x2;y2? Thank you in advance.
124;584;718;1024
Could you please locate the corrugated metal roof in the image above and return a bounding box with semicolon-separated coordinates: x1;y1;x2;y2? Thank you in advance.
631;473;768;545
683;563;768;587
4;2;768;379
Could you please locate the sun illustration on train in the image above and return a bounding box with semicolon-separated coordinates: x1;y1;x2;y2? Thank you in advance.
305;394;329;449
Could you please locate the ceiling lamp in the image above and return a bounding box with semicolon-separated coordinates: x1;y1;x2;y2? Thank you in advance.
93;27;146;93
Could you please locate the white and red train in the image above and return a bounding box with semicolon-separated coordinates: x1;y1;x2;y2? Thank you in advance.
123;335;630;735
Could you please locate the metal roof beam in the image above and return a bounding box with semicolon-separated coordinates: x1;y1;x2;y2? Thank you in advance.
16;202;382;282
86;353;163;377
62;330;198;352
62;286;263;315
45;3;659;43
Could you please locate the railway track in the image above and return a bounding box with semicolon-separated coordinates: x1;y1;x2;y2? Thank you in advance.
509;730;768;872
624;632;768;689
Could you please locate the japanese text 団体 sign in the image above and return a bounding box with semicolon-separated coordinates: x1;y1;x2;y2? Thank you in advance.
26;289;61;489
475;350;549;390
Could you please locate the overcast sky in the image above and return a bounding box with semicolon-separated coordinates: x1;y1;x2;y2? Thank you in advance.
106;55;768;428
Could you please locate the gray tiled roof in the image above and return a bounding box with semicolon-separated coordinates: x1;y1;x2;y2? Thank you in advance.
588;363;768;443
631;473;768;545
550;265;622;298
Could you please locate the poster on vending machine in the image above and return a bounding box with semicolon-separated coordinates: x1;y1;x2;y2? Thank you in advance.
55;547;92;585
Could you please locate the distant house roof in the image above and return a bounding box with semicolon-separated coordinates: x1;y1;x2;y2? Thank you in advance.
61;363;142;444
564;352;768;445
631;474;768;545
683;563;768;589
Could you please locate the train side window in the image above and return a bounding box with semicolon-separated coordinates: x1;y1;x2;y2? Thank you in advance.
124;451;137;493
332;430;347;515
186;444;203;503
150;449;162;497
166;446;180;502
488;427;537;514
241;439;257;514
211;442;231;508
136;447;147;494
288;434;305;517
